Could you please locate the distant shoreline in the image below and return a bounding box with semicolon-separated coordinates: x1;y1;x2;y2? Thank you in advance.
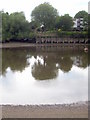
1;102;88;118
0;42;88;49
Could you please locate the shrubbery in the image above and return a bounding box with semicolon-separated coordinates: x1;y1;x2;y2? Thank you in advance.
57;31;88;38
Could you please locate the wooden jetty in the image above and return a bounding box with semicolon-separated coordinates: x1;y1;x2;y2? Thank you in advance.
36;35;88;44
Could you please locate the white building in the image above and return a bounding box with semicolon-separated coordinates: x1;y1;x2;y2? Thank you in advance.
73;18;84;31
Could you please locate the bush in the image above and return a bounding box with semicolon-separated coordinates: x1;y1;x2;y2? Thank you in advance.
29;32;36;39
57;31;88;38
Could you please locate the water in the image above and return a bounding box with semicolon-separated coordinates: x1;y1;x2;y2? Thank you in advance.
0;45;89;105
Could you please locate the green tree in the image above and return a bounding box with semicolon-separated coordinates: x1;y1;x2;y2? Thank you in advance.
31;2;58;30
29;21;39;30
88;14;90;39
2;11;31;41
0;11;2;42
55;16;61;29
74;10;88;19
9;12;30;40
56;14;73;31
2;12;11;41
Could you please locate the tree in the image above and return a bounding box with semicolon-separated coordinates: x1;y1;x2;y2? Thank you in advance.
2;11;31;41
55;16;61;29
29;21;39;31
55;14;73;31
74;10;88;19
9;12;30;40
31;2;58;30
88;14;90;38
0;11;2;42
2;12;11;41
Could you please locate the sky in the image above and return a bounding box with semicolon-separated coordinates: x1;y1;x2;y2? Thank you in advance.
0;0;89;22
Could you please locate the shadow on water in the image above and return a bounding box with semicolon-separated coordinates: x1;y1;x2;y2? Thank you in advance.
2;45;89;80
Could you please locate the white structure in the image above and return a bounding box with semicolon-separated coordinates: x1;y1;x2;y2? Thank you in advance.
73;18;84;31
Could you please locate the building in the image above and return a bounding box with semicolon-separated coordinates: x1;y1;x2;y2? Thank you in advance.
73;18;84;31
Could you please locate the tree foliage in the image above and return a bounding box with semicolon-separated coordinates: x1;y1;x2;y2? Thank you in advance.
1;8;88;42
0;11;2;41
74;10;88;19
88;14;90;38
55;14;73;31
31;2;59;30
2;11;32;41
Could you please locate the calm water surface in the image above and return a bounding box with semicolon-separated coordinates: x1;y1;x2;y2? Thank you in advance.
0;45;89;105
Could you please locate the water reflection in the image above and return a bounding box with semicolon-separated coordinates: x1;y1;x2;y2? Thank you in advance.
2;48;30;74
31;56;58;80
2;46;89;80
1;45;89;105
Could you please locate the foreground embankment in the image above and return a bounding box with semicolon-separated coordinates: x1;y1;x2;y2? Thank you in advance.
1;102;88;118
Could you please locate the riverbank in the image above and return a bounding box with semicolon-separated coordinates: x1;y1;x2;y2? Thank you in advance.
1;102;88;118
0;42;88;49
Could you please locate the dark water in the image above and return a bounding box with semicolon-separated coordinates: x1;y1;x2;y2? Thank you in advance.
0;45;89;105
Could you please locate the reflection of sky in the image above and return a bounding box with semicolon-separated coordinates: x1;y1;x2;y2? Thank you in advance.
0;57;88;105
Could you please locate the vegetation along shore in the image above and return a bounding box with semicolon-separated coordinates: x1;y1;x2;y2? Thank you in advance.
0;2;89;44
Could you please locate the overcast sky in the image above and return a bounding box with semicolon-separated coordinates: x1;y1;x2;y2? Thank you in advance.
0;0;89;21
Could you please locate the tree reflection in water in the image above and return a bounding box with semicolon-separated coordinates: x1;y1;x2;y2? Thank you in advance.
31;46;88;80
2;45;89;80
2;48;29;75
32;56;58;80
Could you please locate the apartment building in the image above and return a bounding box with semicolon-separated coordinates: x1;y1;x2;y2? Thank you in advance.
73;18;84;31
